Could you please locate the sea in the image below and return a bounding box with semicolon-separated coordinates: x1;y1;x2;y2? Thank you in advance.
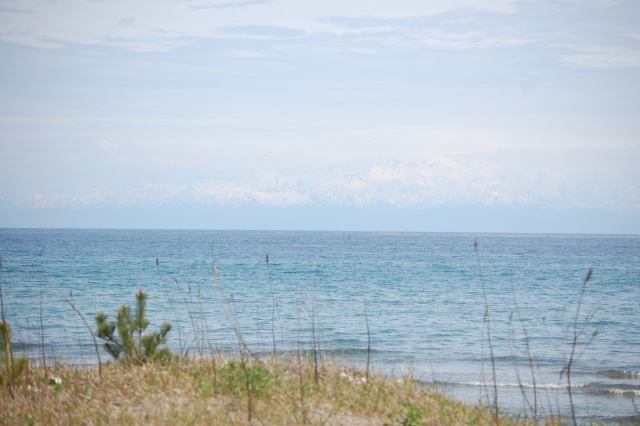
0;228;638;424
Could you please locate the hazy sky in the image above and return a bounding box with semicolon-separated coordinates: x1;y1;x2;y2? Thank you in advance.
1;0;638;232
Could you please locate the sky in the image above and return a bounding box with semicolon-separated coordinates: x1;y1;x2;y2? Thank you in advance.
0;0;639;233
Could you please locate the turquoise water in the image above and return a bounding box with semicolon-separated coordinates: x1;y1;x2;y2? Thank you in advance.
1;229;639;423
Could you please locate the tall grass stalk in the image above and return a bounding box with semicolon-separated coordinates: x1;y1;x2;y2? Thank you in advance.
296;306;308;424
0;256;5;325
156;259;197;355
561;268;596;426
157;261;203;355
507;312;527;418
169;300;185;354
508;286;538;422
474;239;499;424
184;280;202;355
38;248;47;373
0;256;15;398
348;235;371;382
312;279;319;385
195;278;210;353
240;352;254;422
266;254;278;357
211;263;256;361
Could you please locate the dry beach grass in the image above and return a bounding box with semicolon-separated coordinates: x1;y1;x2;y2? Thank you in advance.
0;355;532;425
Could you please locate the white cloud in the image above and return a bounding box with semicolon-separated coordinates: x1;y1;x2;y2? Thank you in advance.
228;50;267;58
417;28;529;50
0;0;517;50
186;0;275;9
95;139;120;151
558;44;640;68
0;116;82;126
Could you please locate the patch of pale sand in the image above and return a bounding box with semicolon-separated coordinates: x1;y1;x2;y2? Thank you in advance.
310;407;386;426
322;413;385;425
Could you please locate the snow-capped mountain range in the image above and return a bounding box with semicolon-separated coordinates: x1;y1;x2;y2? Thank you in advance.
9;156;639;214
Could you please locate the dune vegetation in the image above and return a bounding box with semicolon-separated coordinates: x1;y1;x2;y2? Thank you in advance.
0;353;531;425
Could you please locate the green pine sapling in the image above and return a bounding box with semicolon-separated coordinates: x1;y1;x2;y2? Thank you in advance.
95;289;172;364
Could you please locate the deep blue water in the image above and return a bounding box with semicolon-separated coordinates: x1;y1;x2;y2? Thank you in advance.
1;229;638;423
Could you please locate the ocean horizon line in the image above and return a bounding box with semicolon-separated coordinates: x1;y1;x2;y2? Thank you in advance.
2;226;638;238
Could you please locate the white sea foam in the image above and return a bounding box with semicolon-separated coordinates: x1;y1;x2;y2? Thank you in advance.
446;381;582;390
609;388;640;397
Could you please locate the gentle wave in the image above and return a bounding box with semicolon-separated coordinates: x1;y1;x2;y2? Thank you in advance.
598;370;640;380
435;380;640;398
434;380;580;390
584;383;640;398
